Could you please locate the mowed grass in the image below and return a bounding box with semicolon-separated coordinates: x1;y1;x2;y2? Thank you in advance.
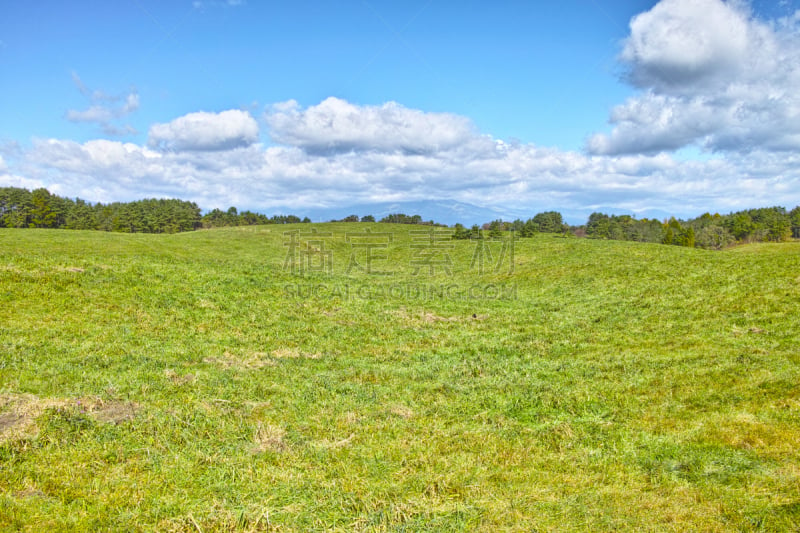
1;224;799;531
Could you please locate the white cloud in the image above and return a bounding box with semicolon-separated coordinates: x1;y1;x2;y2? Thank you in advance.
123;93;140;114
8;97;799;221
0;161;46;190
66;72;140;136
66;106;115;124
621;0;753;92
265;97;477;155
589;0;800;155
587;93;723;154
147;110;259;152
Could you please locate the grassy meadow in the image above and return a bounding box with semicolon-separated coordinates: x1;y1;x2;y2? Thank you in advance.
1;224;799;531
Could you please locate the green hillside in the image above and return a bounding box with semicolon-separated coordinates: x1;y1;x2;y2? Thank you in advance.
1;225;799;531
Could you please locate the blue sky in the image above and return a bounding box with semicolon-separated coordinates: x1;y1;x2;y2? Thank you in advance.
2;0;800;222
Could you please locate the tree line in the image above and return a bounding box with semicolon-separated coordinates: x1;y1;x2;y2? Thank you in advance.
0;187;203;233
201;207;310;228
580;206;800;249
465;207;800;250
332;213;446;226
0;187;450;233
0;187;311;233
2;186;798;248
453;211;567;240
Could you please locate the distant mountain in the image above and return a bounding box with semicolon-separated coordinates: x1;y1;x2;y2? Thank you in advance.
253;201;677;227
284;200;521;227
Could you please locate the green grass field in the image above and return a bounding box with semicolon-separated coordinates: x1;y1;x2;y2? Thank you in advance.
1;225;799;531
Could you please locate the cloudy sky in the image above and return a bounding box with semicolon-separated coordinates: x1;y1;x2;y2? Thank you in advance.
1;0;799;223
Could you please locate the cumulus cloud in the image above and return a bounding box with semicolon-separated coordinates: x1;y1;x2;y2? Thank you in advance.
147;110;259;152
0;151;46;190
9;98;800;220
66;73;140;136
0;173;47;190
588;0;800;155
621;0;754;91
265;97;477;155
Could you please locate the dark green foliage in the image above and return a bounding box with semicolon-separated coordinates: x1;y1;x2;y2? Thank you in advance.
507;218;538;238
377;213;445;226
469;224;482;239
0;186;315;232
753;206;792;242
0;187;199;233
720;207;791;243
202;206;296;228
479;204;798;249
724;212;755;241
449;223;484;239
532;211;564;233
521;218;538;237
3;185;798;249
496;218;536;238
65;199;97;230
791;206;800;239
452;223;470;240
583;206;798;249
488;219;504;238
586;212;664;243
201;208;233;227
379;213;423;224
101;198;202;233
0;187;33;228
29;188;59;228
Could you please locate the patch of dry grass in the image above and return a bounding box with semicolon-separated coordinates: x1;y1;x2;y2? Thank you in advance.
0;394;137;443
252;423;286;454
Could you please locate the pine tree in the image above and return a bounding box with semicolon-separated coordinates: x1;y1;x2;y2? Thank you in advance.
29;188;57;228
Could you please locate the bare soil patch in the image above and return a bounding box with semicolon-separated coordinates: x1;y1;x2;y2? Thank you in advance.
0;394;138;442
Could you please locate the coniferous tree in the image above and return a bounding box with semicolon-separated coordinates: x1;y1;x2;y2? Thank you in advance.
469;224;482;239
0;187;32;227
452;223;470;239
790;206;800;239
532;211;564;233
488;220;504;238
65;199;97;230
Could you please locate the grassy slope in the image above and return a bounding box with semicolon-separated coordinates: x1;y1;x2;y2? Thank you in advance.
0;225;799;531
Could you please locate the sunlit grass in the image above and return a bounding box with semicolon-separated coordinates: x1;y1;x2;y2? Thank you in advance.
1;225;799;531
